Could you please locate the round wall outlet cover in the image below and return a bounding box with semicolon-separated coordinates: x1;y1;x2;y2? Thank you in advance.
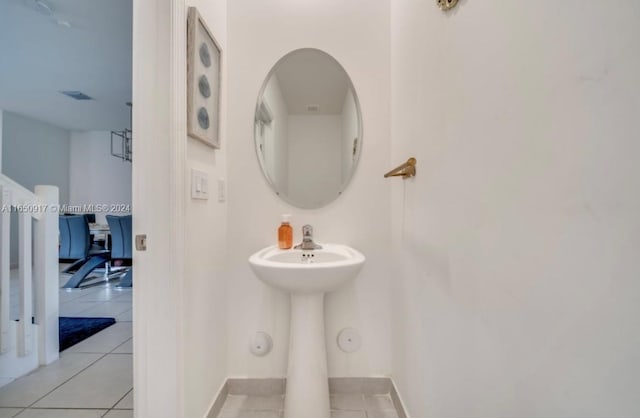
337;327;362;353
249;331;273;357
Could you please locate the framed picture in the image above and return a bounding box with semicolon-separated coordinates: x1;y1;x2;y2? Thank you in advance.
187;7;221;148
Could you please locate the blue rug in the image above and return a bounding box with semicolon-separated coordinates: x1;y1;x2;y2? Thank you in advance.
59;317;116;352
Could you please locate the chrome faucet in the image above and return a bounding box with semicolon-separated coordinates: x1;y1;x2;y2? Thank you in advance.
294;225;322;250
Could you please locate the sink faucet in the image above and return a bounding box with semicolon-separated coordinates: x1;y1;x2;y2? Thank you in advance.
294;225;322;250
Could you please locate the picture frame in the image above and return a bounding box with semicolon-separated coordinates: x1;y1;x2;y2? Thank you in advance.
187;7;221;148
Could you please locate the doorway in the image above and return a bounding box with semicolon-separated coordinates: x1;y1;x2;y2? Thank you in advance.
0;0;134;416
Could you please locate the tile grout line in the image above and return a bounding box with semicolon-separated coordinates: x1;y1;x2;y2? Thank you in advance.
12;347;133;413
109;336;133;354
108;387;134;413
16;407;112;410
6;272;133;415
75;300;133;318
216;393;399;418
31;341;132;414
66;321;132;355
69;300;109;317
9;408;25;418
59;285;106;305
60;299;108;317
23;352;110;409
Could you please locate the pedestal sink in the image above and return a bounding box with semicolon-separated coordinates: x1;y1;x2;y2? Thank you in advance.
248;244;365;418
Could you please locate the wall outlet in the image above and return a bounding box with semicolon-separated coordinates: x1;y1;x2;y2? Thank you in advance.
249;331;272;357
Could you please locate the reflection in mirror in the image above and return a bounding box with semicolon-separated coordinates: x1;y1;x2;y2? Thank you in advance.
254;49;362;209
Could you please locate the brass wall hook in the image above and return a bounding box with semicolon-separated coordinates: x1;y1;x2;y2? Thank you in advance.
437;0;458;11
384;157;417;179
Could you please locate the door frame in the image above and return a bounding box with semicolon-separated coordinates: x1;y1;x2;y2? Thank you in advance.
132;0;187;416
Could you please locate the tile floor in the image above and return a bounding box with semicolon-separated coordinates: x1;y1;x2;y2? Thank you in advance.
0;268;133;418
217;393;400;418
3;270;401;418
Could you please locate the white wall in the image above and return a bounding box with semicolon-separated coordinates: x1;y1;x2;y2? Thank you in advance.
69;131;132;223
287;115;342;207
390;1;640;417
2;111;70;266
2;111;70;203
227;0;391;378
183;1;228;416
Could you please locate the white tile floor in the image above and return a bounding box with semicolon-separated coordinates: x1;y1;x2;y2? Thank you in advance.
216;394;399;418
3;269;400;418
0;267;133;418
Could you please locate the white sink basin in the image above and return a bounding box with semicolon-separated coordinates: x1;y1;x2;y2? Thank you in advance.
248;243;365;418
248;244;365;294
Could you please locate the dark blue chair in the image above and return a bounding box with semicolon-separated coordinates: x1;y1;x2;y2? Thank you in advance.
60;215;110;288
59;214;100;260
106;215;133;287
59;215;91;262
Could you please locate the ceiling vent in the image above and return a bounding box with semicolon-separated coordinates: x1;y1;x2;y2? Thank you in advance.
306;104;320;112
60;91;93;101
25;0;54;16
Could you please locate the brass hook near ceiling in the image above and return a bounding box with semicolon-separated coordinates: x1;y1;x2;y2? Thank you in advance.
384;157;417;179
436;0;458;11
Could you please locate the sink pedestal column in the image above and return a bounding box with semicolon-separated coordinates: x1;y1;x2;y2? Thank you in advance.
285;293;330;418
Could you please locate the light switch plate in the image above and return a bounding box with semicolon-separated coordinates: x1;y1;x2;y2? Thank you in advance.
191;169;209;200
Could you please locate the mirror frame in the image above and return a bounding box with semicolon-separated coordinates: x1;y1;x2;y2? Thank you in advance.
253;48;364;209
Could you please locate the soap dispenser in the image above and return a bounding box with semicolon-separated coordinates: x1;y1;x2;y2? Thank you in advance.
278;214;293;249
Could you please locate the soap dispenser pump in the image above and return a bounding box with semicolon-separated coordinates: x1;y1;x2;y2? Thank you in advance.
278;214;293;249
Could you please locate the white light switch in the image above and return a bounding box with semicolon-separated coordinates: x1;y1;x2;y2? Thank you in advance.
191;169;209;200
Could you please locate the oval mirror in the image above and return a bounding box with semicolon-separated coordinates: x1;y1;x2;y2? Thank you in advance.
254;48;362;209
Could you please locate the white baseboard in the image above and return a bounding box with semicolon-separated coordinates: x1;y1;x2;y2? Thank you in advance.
204;379;229;418
390;377;410;418
205;376;409;418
